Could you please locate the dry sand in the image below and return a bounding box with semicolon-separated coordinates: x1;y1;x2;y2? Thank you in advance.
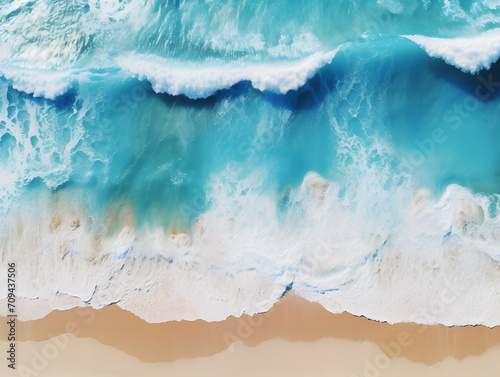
2;334;500;377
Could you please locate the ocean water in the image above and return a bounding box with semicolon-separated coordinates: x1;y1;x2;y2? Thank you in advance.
1;0;500;325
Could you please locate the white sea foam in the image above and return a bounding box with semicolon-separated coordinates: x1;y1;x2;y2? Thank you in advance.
2;169;500;326
116;49;343;99
0;47;341;101
403;29;500;73
0;67;77;99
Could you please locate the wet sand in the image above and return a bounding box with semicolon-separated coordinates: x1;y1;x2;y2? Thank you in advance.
2;294;500;367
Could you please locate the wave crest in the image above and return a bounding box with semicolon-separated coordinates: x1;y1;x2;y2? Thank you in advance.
403;29;500;73
116;49;342;99
0;67;78;99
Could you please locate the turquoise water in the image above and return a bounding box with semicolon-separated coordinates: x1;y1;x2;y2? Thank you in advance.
2;0;500;324
3;36;500;227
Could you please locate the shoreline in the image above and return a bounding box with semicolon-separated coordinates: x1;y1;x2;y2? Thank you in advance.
3;294;500;366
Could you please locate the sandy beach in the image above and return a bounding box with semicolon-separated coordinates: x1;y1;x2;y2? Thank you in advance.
2;294;500;376
2;335;500;377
